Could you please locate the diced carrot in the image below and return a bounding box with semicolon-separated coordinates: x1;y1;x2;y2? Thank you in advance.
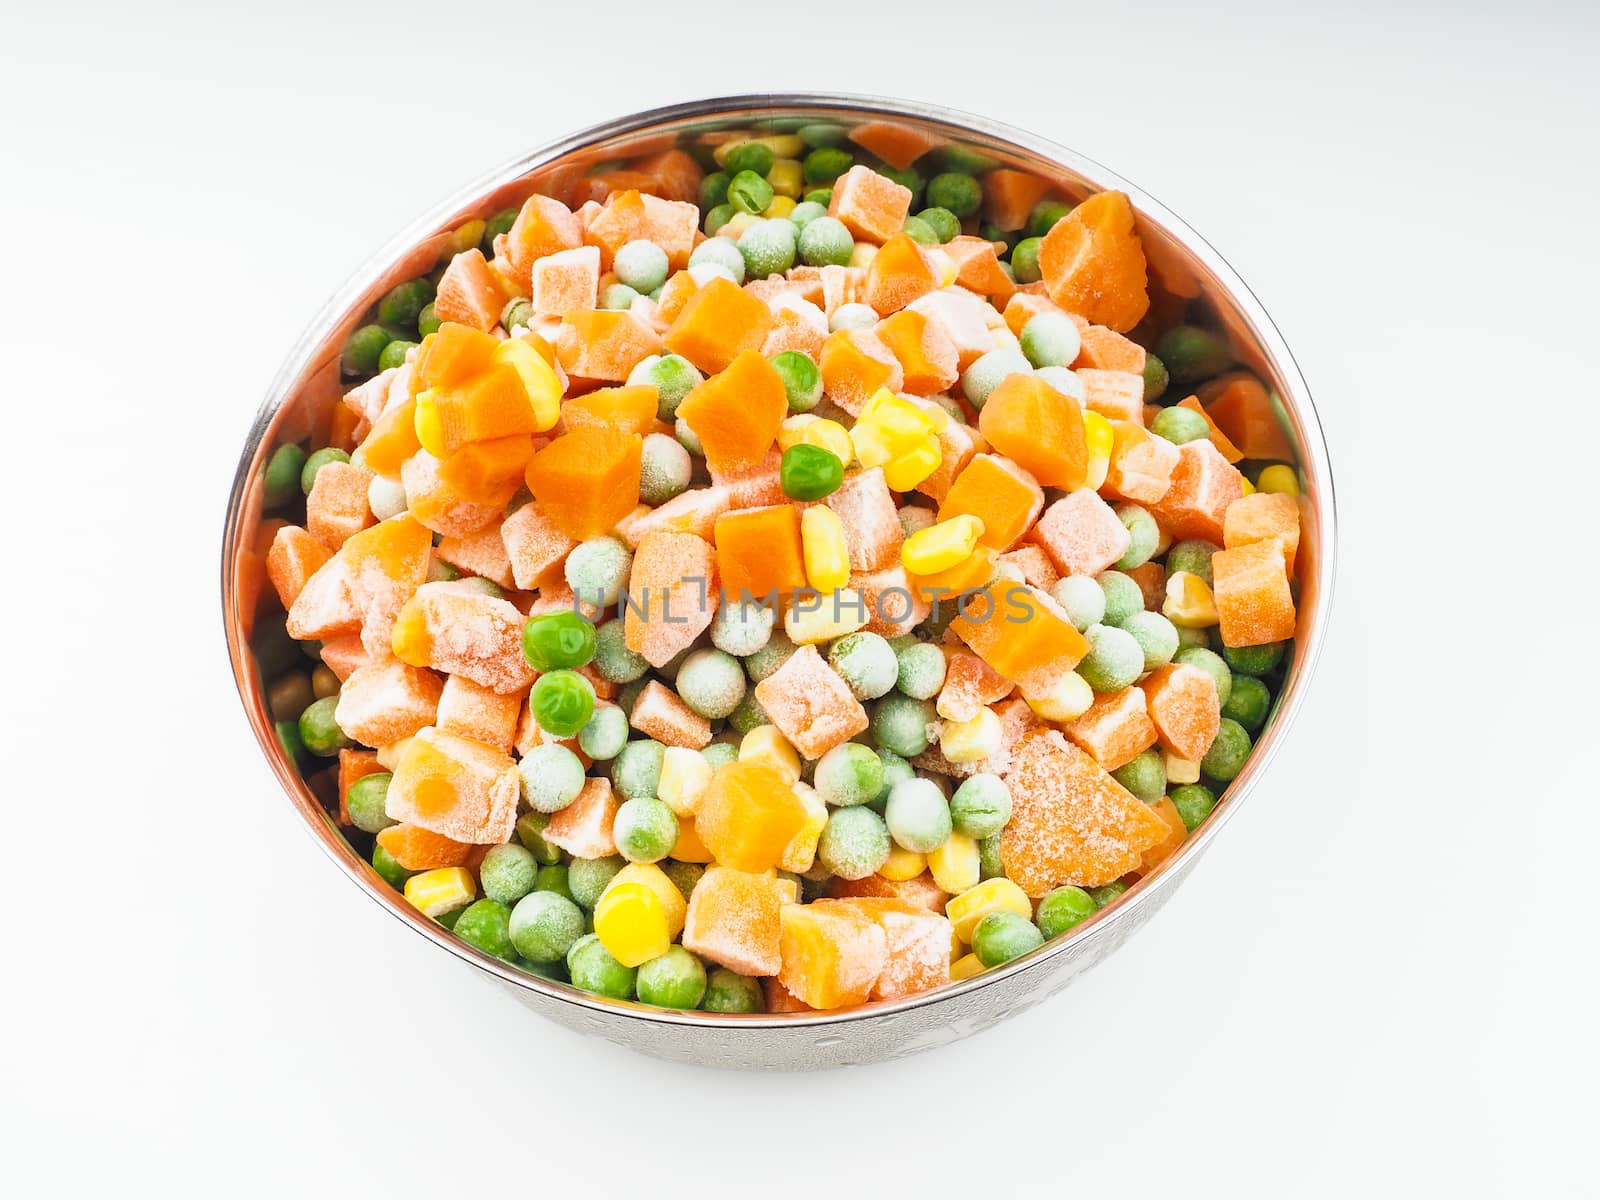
420;362;536;457
376;822;476;871
306;460;375;549
327;399;363;453
403;450;513;538
1102;421;1180;505
1147;440;1244;543
561;384;659;436
629;148;704;203
1078;368;1145;424
337;749;385;825
354;395;420;478
555;309;662;382
433;249;506;333
941;236;1015;303
524;426;643;540
818;327;903;416
1224;491;1300;576
1038;190;1150;332
531;245;601;319
713;504;807;601
874;308;959;395
676;350;787;472
437;434;534;505
1075;325;1146;374
662;276;774;374
623;531;719;667
697;762;809;873
416;323;499;390
1202;375;1297;463
847;121;946;170
499;193;582;292
864;233;937;315
936;454;1044;552
828;165;913;244
949;582;1089;698
582;189;647;270
1177;395;1244;463
1062;687;1158;770
266;525;334;610
978;373;1088;489
981;170;1051;232
1212;539;1297;647
1139;663;1221;762
1138;796;1189;875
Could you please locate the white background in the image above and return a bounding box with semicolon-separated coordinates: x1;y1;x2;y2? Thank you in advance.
1;1;1592;1195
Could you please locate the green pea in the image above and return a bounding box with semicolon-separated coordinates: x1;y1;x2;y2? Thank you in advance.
1088;881;1128;908
901;215;939;245
578;704;629;762
636;946;707;1009
724;141;775;177
340;324;392;376
514;812;562;866
613;796;679;864
737;218;797;277
702;968;766;1013
971;910;1043;967
916;207;960;243
1222;641;1285;676
300;447;350;495
453;899;515;960
703;203;735;236
1114;504;1160;570
346;772;395;834
371;843;411;889
567;856;625;910
377;278;435;330
804;146;853;183
1151;406;1211;446
1222;674;1272;733
925;173;981;219
275;719;306;765
980;221;1020;250
799;122;848;148
797;215;854;267
566;933;637;999
531;669;596;737
481;207;518;250
661;861;704;902
1142;352;1169;402
262;444;308;510
978;833;1004;880
297;696;349;757
699;171;731;211
871;695;935;757
512;891;586;963
1027;199;1073;238
727;170;775;215
535;863;575;903
521;611;597;671
949;774;1012;839
1170;784;1217;832
1155;325;1233;385
1201;718;1252;782
787;200;828;229
1011;236;1044;284
1036;886;1096;939
779;443;844;501
1112;750;1167;802
1166;540;1218;585
479;843;538;906
771;350;822;413
599;282;639;310
378;339;417;371
802;187;833;207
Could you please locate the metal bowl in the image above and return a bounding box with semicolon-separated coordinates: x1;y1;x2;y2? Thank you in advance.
222;93;1335;1070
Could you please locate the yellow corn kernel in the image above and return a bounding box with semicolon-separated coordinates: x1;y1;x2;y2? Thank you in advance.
785;590;870;644
861;388;939;443
1164;751;1201;785
780;782;829;873
492;338;563;432
739;725;802;785
882;440;944;491
713;133;805;165
779;414;855;465
951;926;964;957
763;194;798;220
658;745;713;817
940;708;1002;764
902;514;986;575
412;388;446;458
766;158;804;199
801;505;851;593
1023;671;1095;722
606;863;687;938
928;832;981;894
721;211;760;239
404;867;477;919
1163;570;1220;628
945;877;1032;943
950;953;986;981
1082;410;1114;491
1256;464;1300;495
880;845;928;882
375;737;414;771
592;881;669;967
849;242;878;269
446;219;486;256
925;247;958;288
1238;474;1255;496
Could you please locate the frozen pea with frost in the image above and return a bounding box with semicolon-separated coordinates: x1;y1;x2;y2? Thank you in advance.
711;600;775;658
1120;610;1180;670
817;806;891;880
894;640;947;700
611;739;666;801
565;536;633;608
1112;749;1167;801
593;619;649;683
871;694;936;757
1020;312;1082;368
1097;571;1145;627
518;743;586;813
676;648;747;719
479;843;538;906
885;777;952;853
613;796;679;863
949;773;1012;839
1078;624;1145;692
829;632;898;700
960;347;1032;409
814;742;886;807
1050;575;1107;631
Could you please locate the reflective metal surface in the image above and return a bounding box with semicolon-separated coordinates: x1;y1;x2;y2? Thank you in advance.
222;93;1336;1070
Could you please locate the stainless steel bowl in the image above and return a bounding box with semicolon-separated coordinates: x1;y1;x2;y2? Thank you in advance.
222;93;1336;1070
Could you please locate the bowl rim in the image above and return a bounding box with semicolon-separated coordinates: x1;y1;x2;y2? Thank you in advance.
222;91;1337;1031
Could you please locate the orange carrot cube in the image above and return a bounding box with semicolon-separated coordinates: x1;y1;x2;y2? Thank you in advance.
386;726;521;845
1078;368;1145;424
981;169;1051;232
695;762;809;872
941;236;1015;303
306;460;375;550
524;426;642;540
434;524;515;590
435;674;522;751
875;308;958;394
949;583;1089;699
822;897;952;1001
850;565;929;638
286;514;433;654
1074;325;1146;374
1147;439;1244;543
561;384;659;437
416;322;500;390
714;504;807;602
1127;561;1166;611
624;531;718;667
913;404;978;505
905;542;998;606
1038;190;1150;333
676;349;787;472
708;448;786;509
390;581;537;695
1177;395;1244;463
764;974;813;1013
827;165;913;244
663;276;774;374
753;643;870;760
500;193;583;292
777;901;887;1009
433;249;506;332
542;777;620;858
436;435;535;505
1063;686;1159;770
937;454;1044;552
978;373;1088;489
266;525;334;610
864;233;937;315
556;309;662;382
376;822;476;870
499;501;577;589
1138;796;1189;875
1139;662;1222;762
1224;491;1301;575
582;189;647;269
628;679;712;749
682;866;796;976
906;289;995;370
333;658;443;748
1033;489;1131;577
825;467;903;571
1000;729;1170;894
354;394;422;479
818;327;903;416
998;544;1059;590
615;486;732;549
936;648;1015;723
1103;421;1180;505
402;450;511;538
761;295;829;359
531;245;600;318
1202;375;1296;463
1212;538;1297;647
829;870;949;913
847;121;946;170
